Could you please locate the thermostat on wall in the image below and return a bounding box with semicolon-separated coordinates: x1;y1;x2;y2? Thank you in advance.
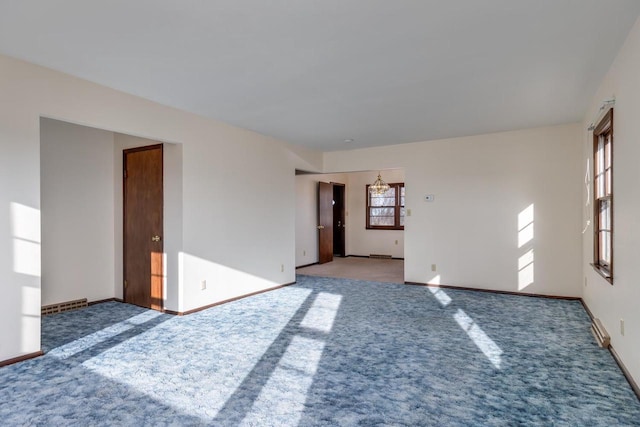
424;194;435;202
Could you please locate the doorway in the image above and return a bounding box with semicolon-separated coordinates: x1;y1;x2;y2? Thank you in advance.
332;183;346;257
123;144;164;310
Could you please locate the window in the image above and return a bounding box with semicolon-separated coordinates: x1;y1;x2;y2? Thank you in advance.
593;108;613;282
366;183;405;230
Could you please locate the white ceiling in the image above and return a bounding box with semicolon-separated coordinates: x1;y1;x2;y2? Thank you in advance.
1;1;639;151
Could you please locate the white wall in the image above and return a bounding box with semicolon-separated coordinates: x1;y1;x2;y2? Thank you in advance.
346;170;404;258
40;119;116;305
324;124;583;298
0;54;317;361
582;16;640;385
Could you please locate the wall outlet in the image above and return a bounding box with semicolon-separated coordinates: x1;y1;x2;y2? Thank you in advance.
303;249;306;256
281;264;284;272
431;264;437;272
406;209;412;216
620;318;625;336
395;240;398;245
201;280;207;290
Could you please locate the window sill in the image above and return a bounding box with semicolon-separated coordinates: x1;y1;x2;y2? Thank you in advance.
366;227;405;231
590;263;613;284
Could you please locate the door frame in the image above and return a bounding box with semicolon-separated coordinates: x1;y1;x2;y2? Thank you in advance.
123;143;164;310
332;182;346;257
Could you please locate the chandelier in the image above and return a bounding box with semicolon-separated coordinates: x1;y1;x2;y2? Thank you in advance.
369;172;390;195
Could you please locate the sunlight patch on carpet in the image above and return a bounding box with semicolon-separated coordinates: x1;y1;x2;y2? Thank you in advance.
428;286;452;307
454;308;503;369
241;336;325;426
300;292;342;333
49;310;163;359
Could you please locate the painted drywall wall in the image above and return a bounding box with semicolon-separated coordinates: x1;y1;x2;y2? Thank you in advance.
345;170;404;258
0;54;316;361
324;124;582;298
295;173;348;267
40;119;116;306
581;16;640;386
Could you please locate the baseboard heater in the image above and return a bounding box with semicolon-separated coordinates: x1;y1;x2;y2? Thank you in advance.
42;298;88;316
591;318;610;348
369;254;392;259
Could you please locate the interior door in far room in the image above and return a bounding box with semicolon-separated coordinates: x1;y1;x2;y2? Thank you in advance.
318;181;334;264
123;144;163;310
332;183;346;257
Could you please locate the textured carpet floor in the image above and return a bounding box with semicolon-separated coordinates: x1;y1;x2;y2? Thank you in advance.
1;275;639;426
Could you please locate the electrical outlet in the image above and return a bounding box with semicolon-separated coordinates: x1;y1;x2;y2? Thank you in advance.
303;250;306;256
620;319;625;336
431;264;437;272
201;280;207;290
281;264;284;272
395;240;398;245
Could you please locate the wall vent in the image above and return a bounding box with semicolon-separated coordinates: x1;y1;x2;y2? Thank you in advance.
41;298;88;316
369;254;392;259
591;318;610;348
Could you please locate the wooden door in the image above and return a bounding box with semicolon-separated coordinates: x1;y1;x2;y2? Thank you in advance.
318;181;333;264
123;144;163;310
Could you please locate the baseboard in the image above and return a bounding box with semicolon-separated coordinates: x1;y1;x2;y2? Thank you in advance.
165;281;297;316
88;298;124;306
347;255;405;260
0;350;44;367
404;281;581;300
580;299;640;402
609;346;640;401
296;262;318;269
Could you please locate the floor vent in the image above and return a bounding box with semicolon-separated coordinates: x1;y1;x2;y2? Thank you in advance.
591;318;610;348
369;254;392;259
42;298;88;316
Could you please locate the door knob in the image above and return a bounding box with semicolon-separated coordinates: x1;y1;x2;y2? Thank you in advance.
151;235;161;242
317;225;325;230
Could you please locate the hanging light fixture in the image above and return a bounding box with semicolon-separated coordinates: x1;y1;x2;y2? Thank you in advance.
369;172;390;195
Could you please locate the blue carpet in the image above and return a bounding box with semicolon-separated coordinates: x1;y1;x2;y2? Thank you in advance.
1;275;639;426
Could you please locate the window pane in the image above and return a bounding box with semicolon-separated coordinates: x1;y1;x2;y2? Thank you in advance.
400;207;405;226
370;197;395;207
596;139;605;198
599;199;611;231
370;216;395;226
600;231;611;264
381;187;396;198
371;207;395;217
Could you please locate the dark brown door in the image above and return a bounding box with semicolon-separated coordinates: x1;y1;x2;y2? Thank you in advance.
318;181;333;264
332;183;346;257
123;144;163;310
